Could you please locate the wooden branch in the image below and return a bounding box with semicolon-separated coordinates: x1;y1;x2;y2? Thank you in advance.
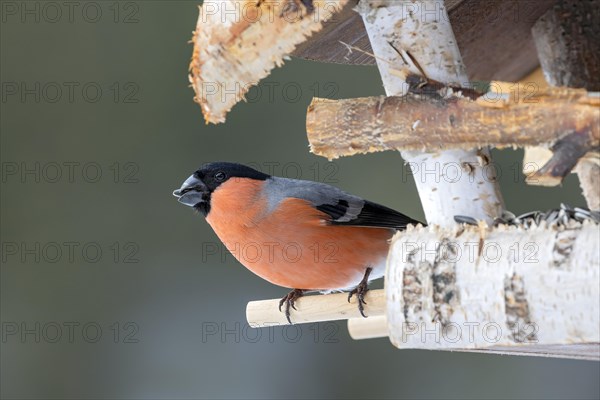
307;87;599;157
356;0;504;227
246;289;385;326
385;222;600;357
190;0;348;124
528;136;599;187
531;0;600;200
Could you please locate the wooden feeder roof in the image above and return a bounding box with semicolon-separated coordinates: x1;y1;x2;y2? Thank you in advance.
292;0;557;81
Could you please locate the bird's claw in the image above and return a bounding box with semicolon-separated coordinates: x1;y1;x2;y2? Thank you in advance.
348;287;368;318
348;267;373;318
279;289;304;324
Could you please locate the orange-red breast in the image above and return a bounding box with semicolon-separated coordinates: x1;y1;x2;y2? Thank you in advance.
173;162;422;322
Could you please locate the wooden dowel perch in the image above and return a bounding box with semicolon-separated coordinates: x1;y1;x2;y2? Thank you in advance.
348;315;388;340
246;289;385;327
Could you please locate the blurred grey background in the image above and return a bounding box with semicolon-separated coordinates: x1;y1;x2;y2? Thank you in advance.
1;1;598;399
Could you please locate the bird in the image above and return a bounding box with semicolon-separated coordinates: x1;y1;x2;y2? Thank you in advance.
173;162;422;323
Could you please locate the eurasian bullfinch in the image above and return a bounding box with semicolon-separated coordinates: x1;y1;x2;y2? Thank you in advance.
173;162;422;323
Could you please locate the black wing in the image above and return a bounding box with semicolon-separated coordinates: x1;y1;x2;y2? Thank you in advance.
317;199;423;230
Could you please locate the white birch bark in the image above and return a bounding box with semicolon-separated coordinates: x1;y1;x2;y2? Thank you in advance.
385;222;600;350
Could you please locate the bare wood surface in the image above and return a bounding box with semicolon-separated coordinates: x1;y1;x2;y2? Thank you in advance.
292;0;555;81
246;289;385;326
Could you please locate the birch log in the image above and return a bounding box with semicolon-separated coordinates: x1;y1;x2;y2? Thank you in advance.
356;0;504;227
190;0;348;124
531;0;600;207
385;222;600;356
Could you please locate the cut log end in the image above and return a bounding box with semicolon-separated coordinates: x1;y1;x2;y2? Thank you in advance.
190;0;349;124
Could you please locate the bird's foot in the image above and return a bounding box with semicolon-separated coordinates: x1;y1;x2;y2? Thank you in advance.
348;267;373;318
279;289;304;324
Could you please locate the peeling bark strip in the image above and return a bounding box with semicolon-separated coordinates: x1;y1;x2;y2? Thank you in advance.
306;87;599;161
385;223;600;350
504;273;538;343
189;0;348;124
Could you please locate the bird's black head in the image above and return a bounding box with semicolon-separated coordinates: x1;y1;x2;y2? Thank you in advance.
172;162;270;216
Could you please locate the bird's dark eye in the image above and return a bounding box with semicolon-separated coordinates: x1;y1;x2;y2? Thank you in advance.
214;171;226;182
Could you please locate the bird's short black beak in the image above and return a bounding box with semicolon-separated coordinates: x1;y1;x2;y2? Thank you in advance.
173;174;207;207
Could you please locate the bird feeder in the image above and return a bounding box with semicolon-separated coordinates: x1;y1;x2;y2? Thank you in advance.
189;0;599;360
